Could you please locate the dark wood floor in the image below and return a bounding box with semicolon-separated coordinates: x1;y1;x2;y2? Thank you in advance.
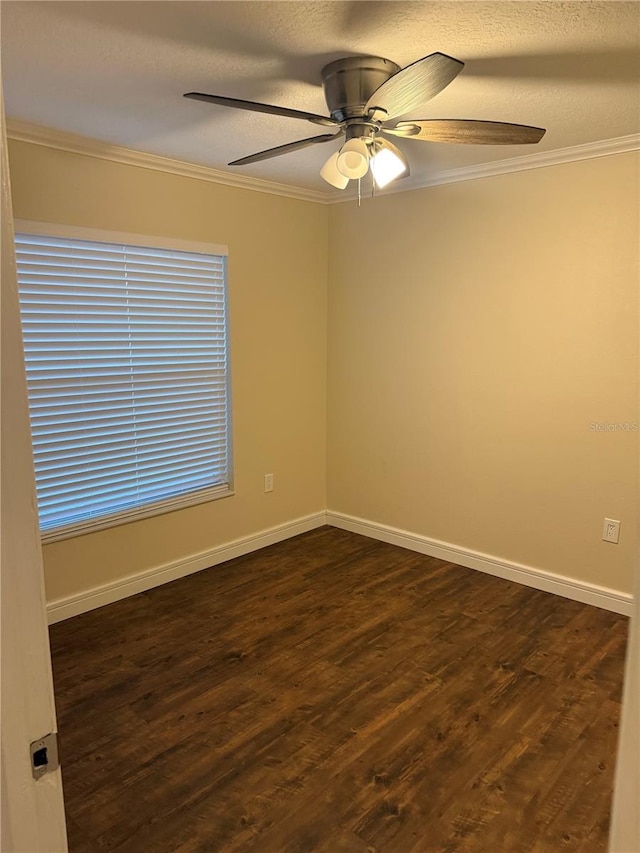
50;526;628;852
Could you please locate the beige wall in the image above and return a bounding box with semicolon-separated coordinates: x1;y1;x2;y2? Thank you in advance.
8;140;328;603
7;140;639;603
328;153;639;593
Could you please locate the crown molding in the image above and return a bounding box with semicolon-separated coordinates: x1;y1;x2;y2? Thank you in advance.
328;132;640;203
7;119;639;205
6;119;330;204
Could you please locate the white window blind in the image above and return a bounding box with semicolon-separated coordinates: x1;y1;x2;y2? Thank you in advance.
15;227;232;542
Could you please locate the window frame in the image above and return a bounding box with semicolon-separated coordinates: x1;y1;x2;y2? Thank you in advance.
15;220;234;543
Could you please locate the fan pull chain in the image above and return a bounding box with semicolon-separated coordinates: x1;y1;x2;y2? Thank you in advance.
357;178;361;207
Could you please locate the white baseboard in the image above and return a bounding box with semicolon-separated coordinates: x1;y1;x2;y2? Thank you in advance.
46;512;327;624
326;511;633;617
48;509;633;624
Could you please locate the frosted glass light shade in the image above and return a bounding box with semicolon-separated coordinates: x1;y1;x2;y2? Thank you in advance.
320;151;349;189
336;138;370;179
370;142;409;188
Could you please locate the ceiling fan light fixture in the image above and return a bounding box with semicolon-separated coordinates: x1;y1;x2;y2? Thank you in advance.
320;151;349;189
336;138;370;179
185;52;546;195
370;142;409;189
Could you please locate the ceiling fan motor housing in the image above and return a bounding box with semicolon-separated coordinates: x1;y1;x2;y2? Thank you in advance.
321;56;400;123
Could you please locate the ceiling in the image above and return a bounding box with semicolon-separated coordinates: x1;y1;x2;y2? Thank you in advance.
2;1;639;198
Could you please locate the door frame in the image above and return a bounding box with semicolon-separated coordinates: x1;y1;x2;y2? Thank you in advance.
0;80;68;852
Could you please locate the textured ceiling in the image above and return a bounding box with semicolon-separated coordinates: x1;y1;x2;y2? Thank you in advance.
2;1;639;196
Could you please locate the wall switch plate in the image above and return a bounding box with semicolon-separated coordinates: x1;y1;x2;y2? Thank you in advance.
602;518;620;544
264;473;274;493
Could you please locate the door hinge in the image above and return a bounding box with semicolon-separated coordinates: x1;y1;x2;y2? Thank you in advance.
30;732;60;780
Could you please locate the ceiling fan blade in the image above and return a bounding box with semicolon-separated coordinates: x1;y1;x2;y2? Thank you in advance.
385;119;546;144
229;132;343;166
184;92;339;128
365;53;464;120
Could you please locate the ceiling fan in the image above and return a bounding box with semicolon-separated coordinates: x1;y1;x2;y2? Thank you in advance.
184;52;546;191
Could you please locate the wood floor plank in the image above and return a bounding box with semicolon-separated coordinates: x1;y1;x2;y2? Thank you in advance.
49;527;628;852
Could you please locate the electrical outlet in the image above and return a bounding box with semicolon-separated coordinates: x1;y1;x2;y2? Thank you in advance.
264;473;274;493
602;518;620;544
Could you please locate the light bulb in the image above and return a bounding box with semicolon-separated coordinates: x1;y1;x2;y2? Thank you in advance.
320;151;349;189
370;141;409;189
336;138;369;179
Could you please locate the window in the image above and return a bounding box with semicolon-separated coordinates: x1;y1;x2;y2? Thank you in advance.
15;223;232;542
